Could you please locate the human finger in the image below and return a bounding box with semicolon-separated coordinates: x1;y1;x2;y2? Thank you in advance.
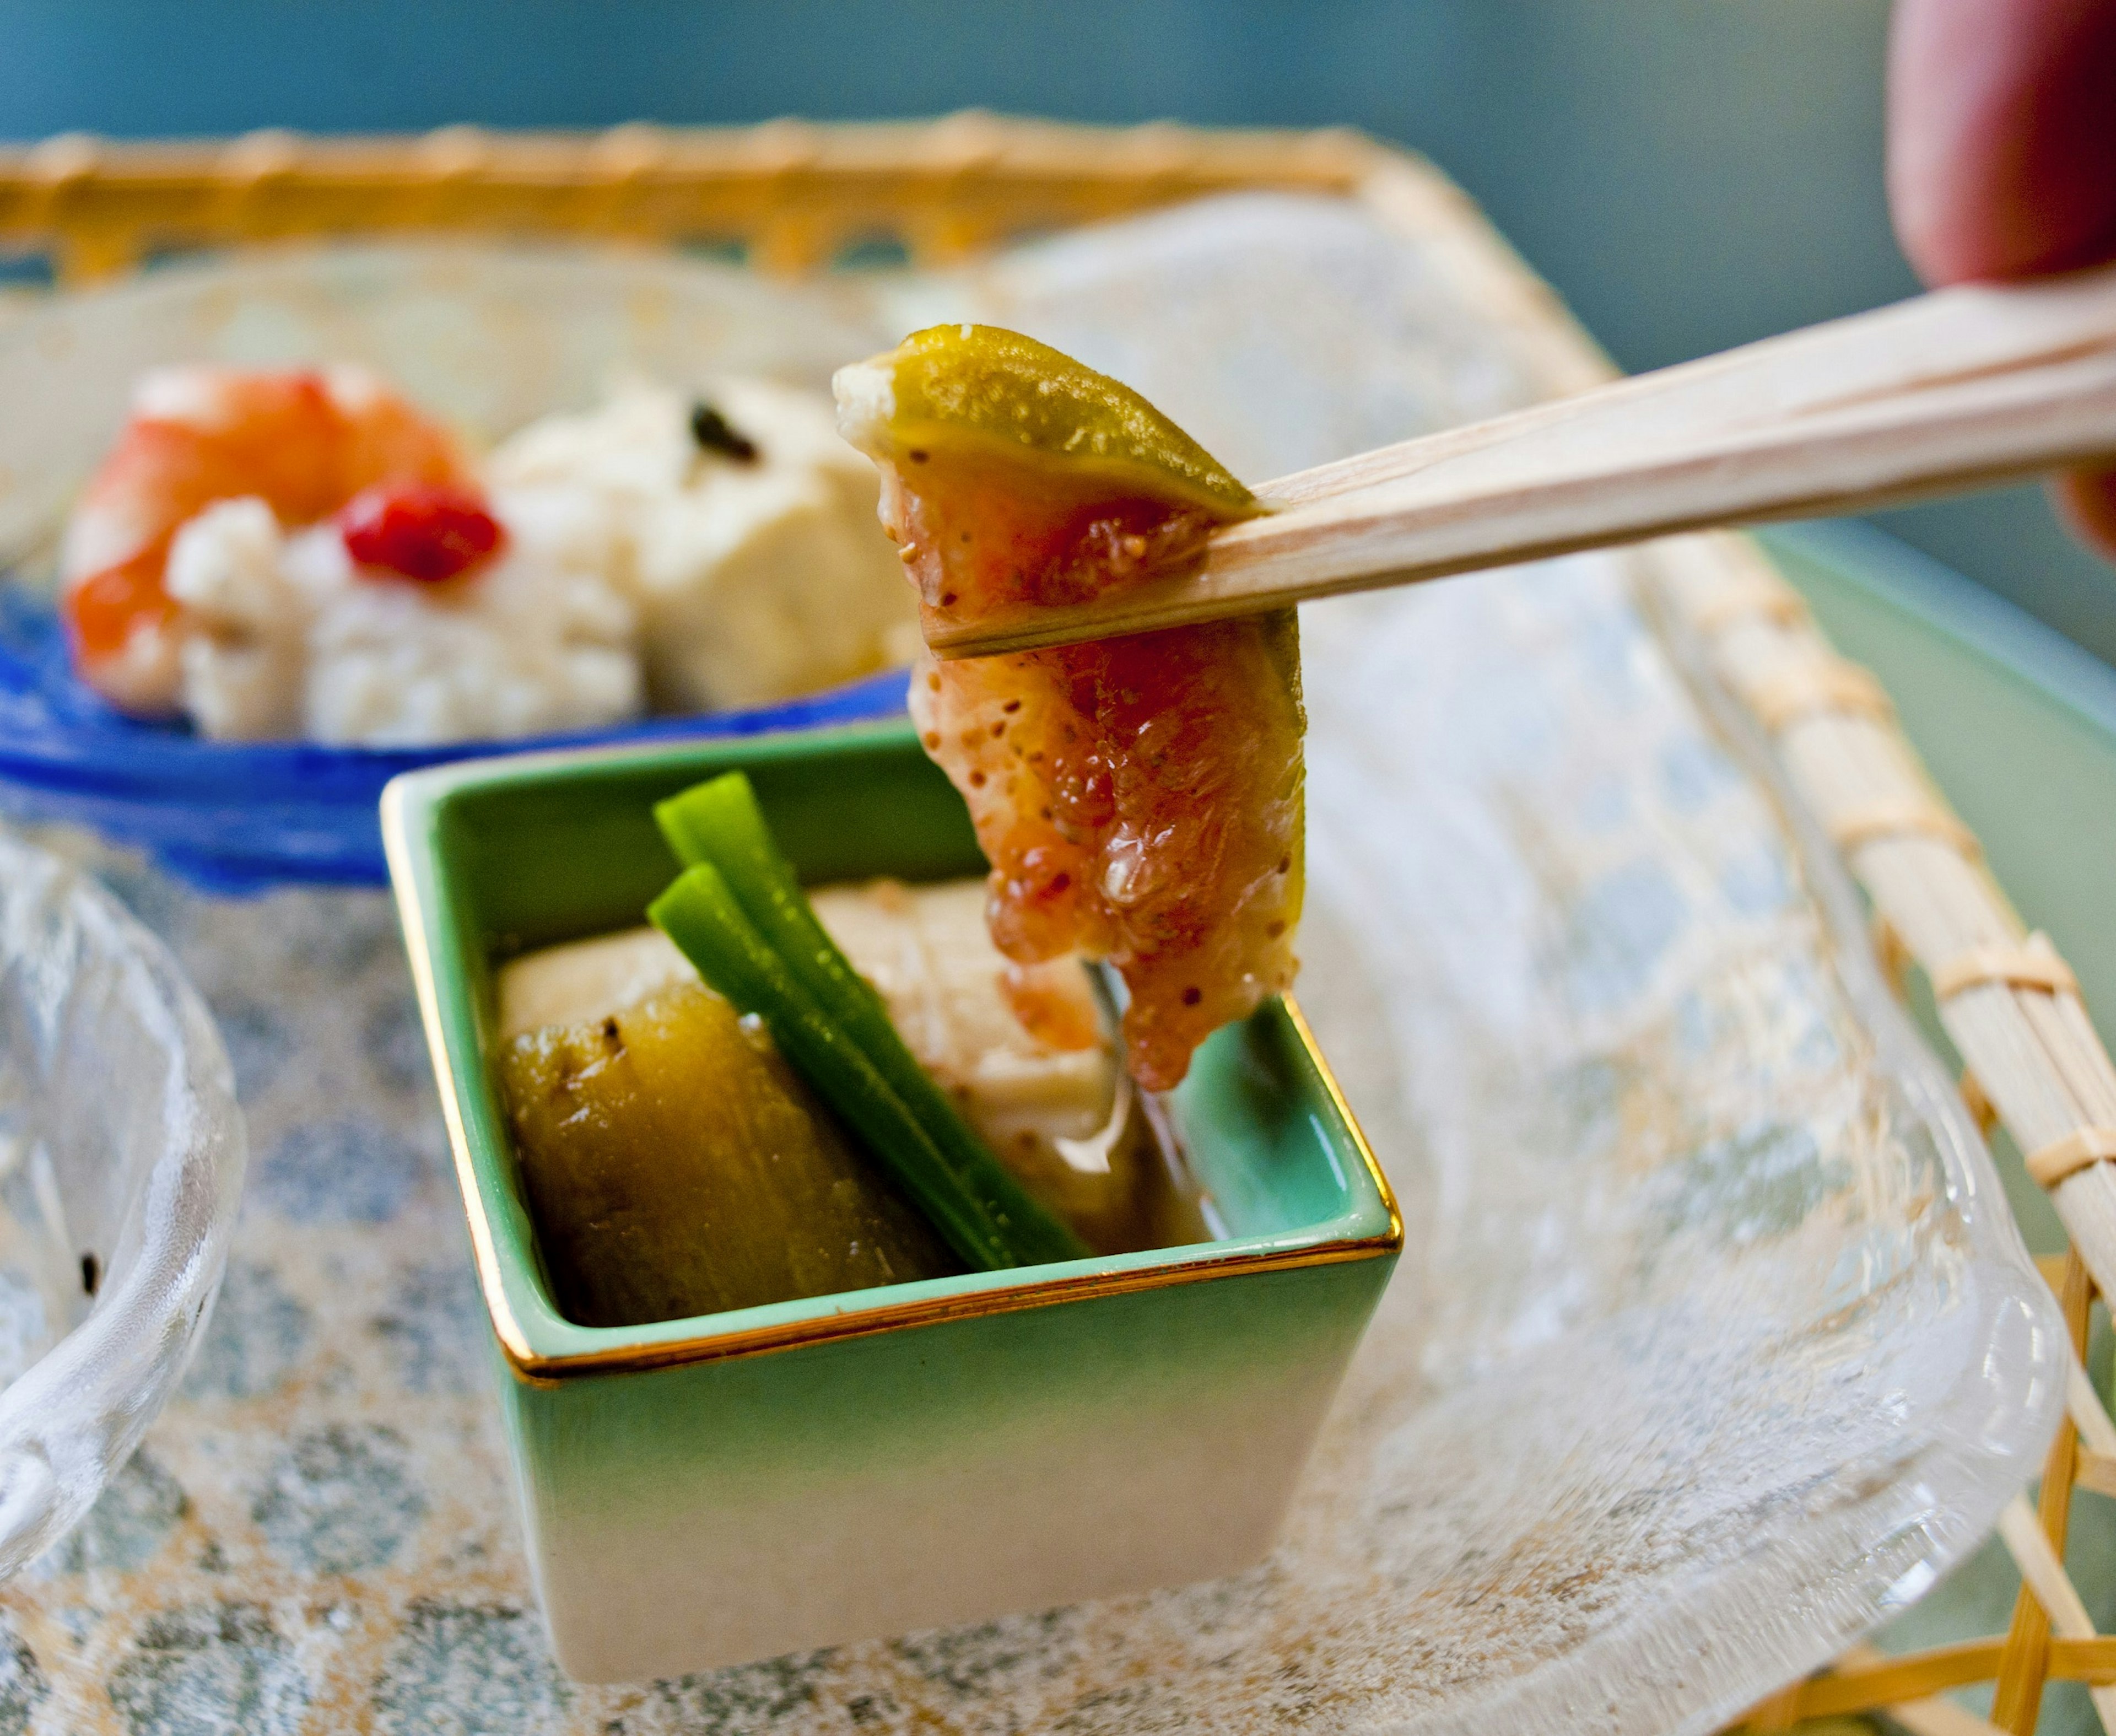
1887;0;2116;283
2052;468;2116;564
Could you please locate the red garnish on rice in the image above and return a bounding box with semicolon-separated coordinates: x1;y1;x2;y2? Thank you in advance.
340;483;505;583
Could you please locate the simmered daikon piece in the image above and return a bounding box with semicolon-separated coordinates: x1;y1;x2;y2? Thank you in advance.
808;876;1161;1253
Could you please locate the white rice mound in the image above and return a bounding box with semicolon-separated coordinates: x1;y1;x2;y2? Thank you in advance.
168;493;640;746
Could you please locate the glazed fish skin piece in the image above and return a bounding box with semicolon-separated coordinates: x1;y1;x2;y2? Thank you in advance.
496;979;956;1328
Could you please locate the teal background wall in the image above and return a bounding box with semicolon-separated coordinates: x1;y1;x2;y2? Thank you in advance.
2;0;2109;664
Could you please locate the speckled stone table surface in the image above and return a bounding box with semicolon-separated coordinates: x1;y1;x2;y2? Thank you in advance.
5;863;1099;1736
3;872;569;1735
4;862;1366;1736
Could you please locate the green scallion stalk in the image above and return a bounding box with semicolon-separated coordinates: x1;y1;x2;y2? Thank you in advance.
650;863;1013;1271
657;773;892;1022
655;773;1086;1267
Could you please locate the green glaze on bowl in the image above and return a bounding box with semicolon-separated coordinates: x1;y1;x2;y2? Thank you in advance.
383;718;1400;1681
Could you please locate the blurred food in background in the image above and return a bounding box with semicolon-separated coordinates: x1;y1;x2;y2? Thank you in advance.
60;365;916;745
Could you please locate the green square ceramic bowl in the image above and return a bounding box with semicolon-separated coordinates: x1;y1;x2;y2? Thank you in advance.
382;718;1401;1684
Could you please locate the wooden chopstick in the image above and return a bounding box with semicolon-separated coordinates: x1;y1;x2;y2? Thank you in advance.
925;260;2116;658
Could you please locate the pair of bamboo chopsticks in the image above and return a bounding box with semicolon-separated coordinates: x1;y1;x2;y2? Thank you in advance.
927;260;2116;658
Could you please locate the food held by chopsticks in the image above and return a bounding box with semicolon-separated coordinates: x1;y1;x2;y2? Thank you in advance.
834;325;1304;1090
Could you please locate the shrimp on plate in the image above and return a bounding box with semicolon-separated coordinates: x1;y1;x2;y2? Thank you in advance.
60;365;476;713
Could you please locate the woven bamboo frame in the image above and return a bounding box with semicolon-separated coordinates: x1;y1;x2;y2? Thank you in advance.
0;116;1376;283
1;116;2107;1734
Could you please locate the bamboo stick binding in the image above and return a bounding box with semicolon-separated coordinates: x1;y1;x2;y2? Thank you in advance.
1873;910;1915;997
2027;1128;2116;1188
1748;659;1895;734
1688;575;1811;637
1960;1068;2000;1136
1933;934;2080;1001
1338;138;2116;1736
1828;798;1983;858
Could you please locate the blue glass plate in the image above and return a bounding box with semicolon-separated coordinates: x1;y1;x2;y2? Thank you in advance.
0;584;908;892
0;240;912;892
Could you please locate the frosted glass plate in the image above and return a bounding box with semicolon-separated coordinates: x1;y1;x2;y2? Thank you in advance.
0;196;2064;1736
